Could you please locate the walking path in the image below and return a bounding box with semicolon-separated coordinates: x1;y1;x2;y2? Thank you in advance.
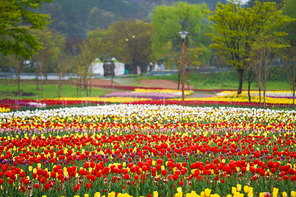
89;78;216;98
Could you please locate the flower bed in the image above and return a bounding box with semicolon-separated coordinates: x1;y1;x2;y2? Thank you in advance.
127;99;292;108
105;92;178;100
134;88;193;96
217;91;295;98
0;105;295;196
0;107;10;113
105;89;193;100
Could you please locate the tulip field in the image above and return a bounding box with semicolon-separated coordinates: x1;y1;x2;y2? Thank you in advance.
0;103;296;197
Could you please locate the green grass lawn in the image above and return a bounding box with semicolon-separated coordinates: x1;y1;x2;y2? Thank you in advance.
140;71;290;91
0;82;108;99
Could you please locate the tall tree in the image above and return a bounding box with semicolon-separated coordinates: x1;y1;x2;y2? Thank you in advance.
282;0;296;109
0;0;53;59
252;33;289;108
208;1;291;94
285;51;296;109
6;54;22;94
151;2;213;65
29;27;65;85
107;19;153;74
73;39;105;96
53;54;71;98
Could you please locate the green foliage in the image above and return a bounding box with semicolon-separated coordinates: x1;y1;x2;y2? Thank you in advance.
35;0;226;38
0;0;53;59
106;19;153;73
88;7;116;30
282;0;296;47
37;0;138;38
166;47;205;69
28;27;65;77
209;1;291;69
72;38;106;95
151;2;214;65
246;0;284;7
208;1;292;93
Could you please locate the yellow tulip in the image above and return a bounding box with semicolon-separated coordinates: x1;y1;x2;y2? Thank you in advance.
291;191;296;197
237;184;242;192
282;192;288;197
273;188;279;197
84;194;89;197
232;187;237;194
243;186;249;193
108;192;115;197
205;189;211;197
94;192;101;197
248;193;253;197
153;191;159;197
177;187;182;193
175;193;182;197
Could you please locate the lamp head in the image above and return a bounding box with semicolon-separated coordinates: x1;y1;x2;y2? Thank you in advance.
179;31;188;39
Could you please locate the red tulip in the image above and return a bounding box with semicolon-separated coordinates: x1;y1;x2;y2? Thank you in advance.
161;170;167;176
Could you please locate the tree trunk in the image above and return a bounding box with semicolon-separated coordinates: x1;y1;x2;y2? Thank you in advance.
77;78;79;95
293;82;295;110
258;87;261;107
58;75;62;98
248;81;251;102
79;77;82;96
177;71;181;90
84;78;88;97
263;89;266;109
44;72;47;85
36;75;39;90
188;59;190;90
89;77;92;96
246;69;255;103
17;64;21;96
4;70;8;86
220;72;224;90
236;69;244;94
15;70;17;85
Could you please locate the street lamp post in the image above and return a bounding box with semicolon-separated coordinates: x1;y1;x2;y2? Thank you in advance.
179;31;188;106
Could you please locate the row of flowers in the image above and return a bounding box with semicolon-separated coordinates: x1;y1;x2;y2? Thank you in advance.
104;93;178;100
217;91;296;99
134;88;193;96
105;88;194;100
0;107;10;113
0;105;295;196
89;84;227;93
127;100;292;108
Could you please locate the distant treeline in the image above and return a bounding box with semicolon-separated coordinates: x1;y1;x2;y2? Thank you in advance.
37;0;226;38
